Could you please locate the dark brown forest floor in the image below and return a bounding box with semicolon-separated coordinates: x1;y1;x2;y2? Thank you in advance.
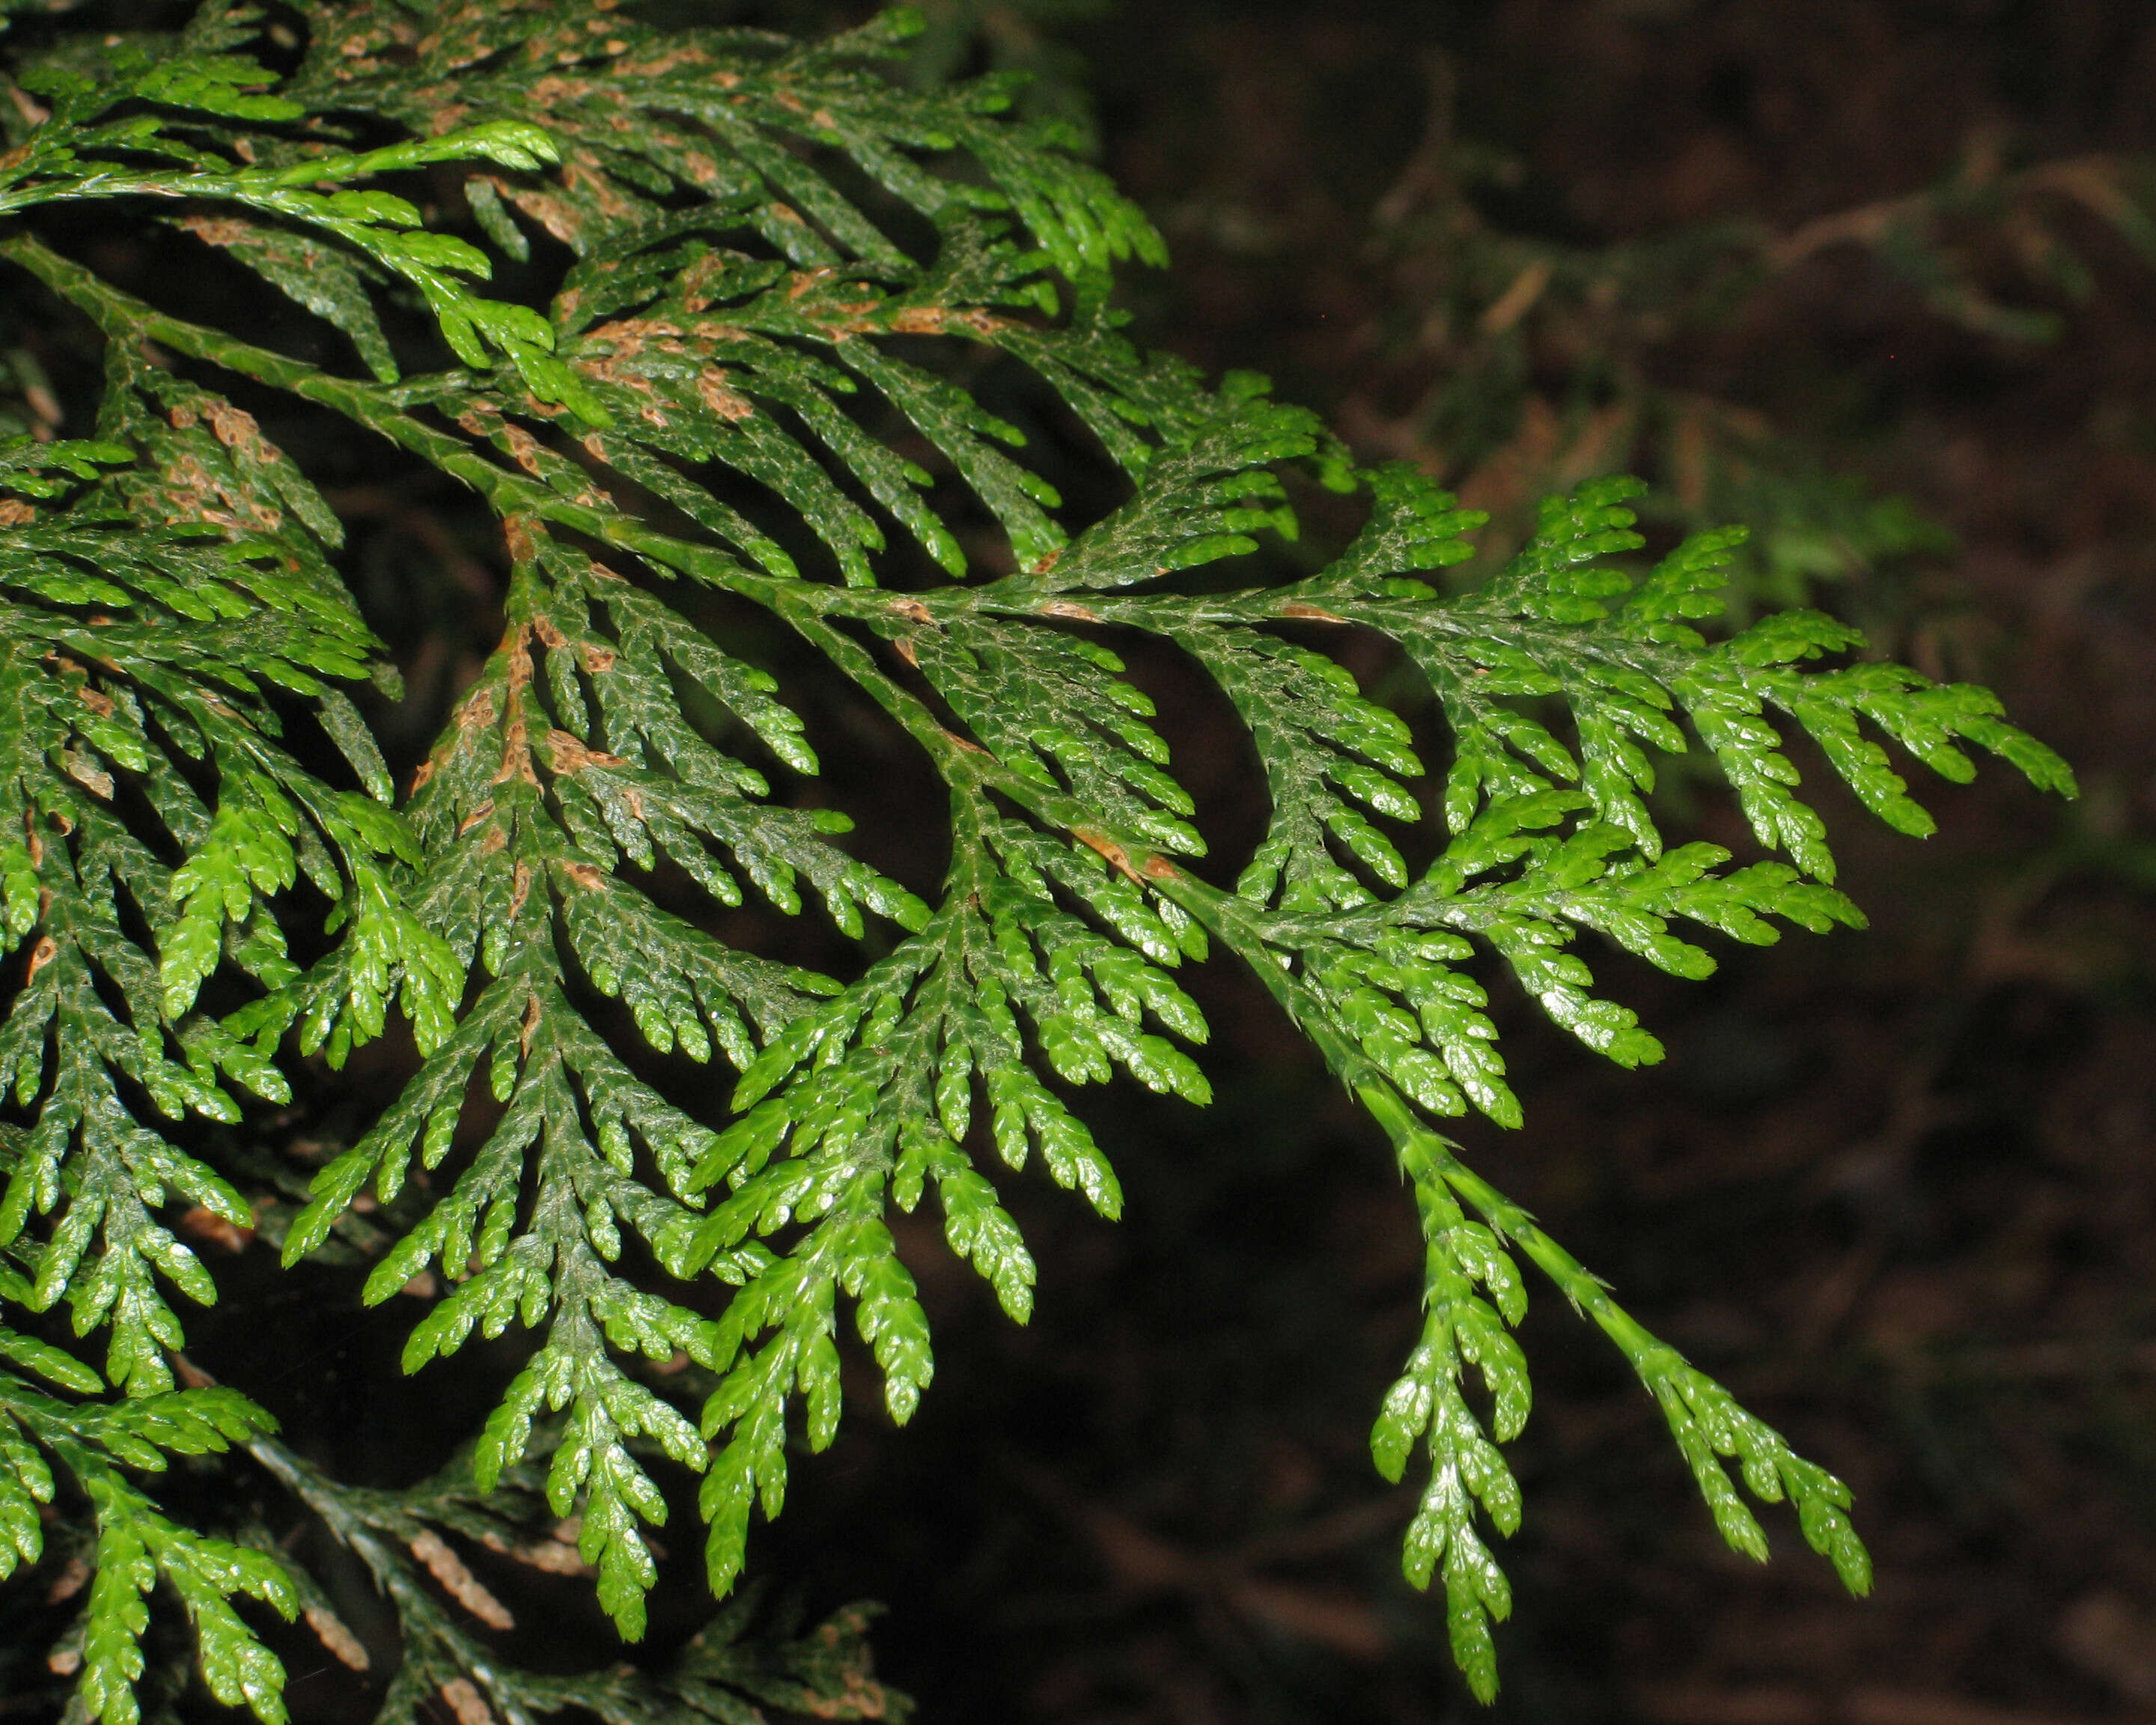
751;3;2156;1723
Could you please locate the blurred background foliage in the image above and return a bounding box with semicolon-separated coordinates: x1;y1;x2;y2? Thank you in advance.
9;1;2152;1721
728;4;2156;1722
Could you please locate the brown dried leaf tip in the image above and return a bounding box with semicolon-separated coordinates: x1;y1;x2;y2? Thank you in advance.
437;1677;496;1725
305;1603;371;1672
409;1530;516;1631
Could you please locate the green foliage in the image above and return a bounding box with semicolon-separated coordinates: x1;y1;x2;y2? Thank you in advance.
0;1366;291;1725
0;0;2075;1717
248;1433;909;1725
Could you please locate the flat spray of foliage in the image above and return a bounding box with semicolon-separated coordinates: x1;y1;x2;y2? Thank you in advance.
0;0;2074;1718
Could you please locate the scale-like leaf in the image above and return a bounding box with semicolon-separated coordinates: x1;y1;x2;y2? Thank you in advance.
0;1;2076;1715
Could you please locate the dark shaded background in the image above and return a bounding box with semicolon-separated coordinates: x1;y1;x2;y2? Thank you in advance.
721;4;2156;1723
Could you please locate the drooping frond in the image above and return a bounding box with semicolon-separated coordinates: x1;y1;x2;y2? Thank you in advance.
0;431;444;1396
0;1;2075;1716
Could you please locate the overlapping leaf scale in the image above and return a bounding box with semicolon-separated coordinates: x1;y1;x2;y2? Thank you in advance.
1278;472;2074;876
549;304;901;589
4;20;2062;1705
279;532;918;1637
1198;469;1474;910
1184;625;1424;912
900;613;1201;857
1347;478;1684;845
423;233;1079;589
252;0;1199;576
839;336;1070;572
540;241;1090;587
1678;620;2080;880
284;898;722;1641
0;648;254;1394
1;58;581;410
1001;383;1324;592
953;422;1420;912
1360;1125;1872;1703
100;368;348;550
0;444;437;1390
393;1050;717;1642
1639;1346;1872;1595
290;4;1160;291
168;213;399;383
450;201;1279;602
0;1371;292;1725
674;807;1205;1596
785;444;1907;1664
1044;465;2055;1691
260;1432;911;1725
1253;791;1869;1130
1367;1139;1529;1704
1185;851;1880;1692
636;1592;907;1725
571;568;925;943
1303;459;1488;600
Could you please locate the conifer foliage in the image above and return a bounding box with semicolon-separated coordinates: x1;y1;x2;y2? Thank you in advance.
0;0;2075;1716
